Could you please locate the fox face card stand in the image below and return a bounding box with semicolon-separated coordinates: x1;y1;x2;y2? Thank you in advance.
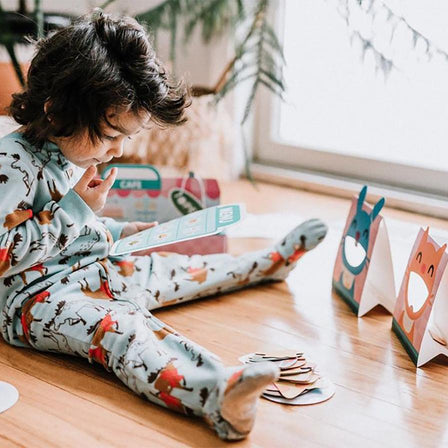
332;186;396;317
393;227;448;367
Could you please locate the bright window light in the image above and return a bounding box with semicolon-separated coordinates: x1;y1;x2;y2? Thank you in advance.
277;0;448;172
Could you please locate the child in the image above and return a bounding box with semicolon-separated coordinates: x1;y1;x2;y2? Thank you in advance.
0;11;327;440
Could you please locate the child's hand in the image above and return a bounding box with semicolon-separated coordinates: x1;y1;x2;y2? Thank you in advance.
74;165;117;213
120;221;159;239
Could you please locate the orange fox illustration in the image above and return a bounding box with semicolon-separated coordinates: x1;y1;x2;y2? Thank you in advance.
0;243;13;276
154;362;193;412
113;260;136;277
184;266;208;284
20;290;51;344
261;251;284;276
88;313;122;369
261;245;306;277
287;245;307;264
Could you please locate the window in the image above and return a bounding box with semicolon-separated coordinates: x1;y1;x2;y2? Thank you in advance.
255;0;448;196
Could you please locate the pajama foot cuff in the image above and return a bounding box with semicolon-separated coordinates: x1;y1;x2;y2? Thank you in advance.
202;362;279;440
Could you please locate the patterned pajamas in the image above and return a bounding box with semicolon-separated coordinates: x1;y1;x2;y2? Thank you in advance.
0;132;305;439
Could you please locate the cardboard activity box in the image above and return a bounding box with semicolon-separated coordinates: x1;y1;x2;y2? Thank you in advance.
100;164;226;255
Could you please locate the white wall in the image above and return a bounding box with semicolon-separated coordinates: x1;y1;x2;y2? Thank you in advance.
1;0;222;87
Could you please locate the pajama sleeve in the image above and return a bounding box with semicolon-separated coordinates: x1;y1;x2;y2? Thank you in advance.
97;216;128;242
0;153;96;278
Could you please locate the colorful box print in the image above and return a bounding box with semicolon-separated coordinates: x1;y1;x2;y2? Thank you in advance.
101;164;225;256
332;186;385;314
393;227;448;364
101;164;220;224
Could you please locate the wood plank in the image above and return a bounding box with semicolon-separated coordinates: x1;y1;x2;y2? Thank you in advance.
0;343;232;447
1;180;448;447
0;362;188;448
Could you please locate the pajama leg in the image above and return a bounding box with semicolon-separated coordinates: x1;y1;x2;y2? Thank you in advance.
124;218;328;310
19;290;278;440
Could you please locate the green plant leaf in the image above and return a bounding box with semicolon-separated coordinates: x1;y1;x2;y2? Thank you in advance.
241;78;259;124
260;68;284;91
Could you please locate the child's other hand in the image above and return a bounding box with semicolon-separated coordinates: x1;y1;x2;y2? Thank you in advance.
74;165;117;213
120;221;159;239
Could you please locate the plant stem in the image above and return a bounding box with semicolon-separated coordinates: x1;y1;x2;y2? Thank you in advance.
35;0;44;39
212;1;266;95
18;0;26;15
213;55;238;93
5;42;25;87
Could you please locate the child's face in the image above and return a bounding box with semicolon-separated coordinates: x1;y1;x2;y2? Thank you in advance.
51;109;150;169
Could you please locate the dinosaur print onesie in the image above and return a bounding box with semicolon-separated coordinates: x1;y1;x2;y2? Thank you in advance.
0;131;327;440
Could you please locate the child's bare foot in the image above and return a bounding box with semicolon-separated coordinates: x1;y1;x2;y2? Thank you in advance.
203;362;279;440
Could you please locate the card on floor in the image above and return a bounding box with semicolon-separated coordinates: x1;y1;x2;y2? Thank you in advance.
332;185;396;317
238;351;303;364
279;366;314;377
278;359;308;370
278;372;320;384
263;379;335;405
252;351;304;360
0;382;19;413
265;380;324;400
392;227;448;366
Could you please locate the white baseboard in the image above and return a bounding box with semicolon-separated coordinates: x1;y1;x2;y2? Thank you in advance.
250;162;448;219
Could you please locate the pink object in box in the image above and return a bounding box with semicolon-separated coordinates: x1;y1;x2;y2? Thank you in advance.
131;234;227;257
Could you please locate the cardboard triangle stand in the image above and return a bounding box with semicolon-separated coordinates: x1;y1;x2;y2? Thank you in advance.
392;227;448;367
332;186;396;317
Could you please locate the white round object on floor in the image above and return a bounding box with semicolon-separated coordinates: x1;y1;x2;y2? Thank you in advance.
0;381;19;413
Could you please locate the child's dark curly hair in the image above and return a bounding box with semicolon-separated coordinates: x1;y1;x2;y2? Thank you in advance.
8;10;190;146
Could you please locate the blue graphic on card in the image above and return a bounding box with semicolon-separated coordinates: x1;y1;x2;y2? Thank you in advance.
216;204;240;228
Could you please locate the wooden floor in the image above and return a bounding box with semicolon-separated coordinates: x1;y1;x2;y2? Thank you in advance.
1;180;448;448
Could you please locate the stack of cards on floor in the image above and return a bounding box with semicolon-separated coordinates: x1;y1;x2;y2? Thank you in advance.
239;351;335;405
